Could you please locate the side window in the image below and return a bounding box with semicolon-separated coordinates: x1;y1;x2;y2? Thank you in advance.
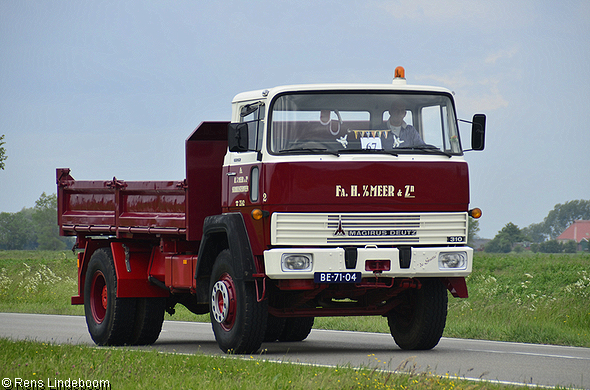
241;102;265;151
421;106;442;149
421;104;459;153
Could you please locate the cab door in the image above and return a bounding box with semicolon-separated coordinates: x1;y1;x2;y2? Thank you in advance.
224;101;267;253
226;152;262;211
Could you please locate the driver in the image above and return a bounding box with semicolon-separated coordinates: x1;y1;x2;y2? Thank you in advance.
381;103;424;148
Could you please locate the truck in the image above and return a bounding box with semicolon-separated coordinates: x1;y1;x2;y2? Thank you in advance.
57;67;485;354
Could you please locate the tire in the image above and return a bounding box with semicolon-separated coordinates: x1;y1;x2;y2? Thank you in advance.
130;297;166;345
278;317;314;342
84;247;136;346
264;314;286;342
209;249;267;354
387;278;447;350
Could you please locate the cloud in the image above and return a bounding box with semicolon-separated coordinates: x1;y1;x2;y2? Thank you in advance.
485;47;519;64
374;0;498;22
416;72;509;113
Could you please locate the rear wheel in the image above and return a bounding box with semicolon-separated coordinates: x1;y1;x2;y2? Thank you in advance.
387;278;447;350
209;249;267;354
264;314;286;342
278;317;314;342
84;247;135;346
130;297;166;345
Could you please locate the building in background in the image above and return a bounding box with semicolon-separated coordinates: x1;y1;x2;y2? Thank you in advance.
557;220;590;252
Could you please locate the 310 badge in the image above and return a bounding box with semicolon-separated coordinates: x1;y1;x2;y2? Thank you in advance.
447;236;465;243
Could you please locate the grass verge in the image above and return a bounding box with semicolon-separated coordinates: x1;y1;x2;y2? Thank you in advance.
0;338;526;390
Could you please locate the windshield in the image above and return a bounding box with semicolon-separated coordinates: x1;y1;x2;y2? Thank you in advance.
269;92;461;155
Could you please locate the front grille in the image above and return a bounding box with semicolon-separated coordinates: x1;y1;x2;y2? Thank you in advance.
271;212;467;246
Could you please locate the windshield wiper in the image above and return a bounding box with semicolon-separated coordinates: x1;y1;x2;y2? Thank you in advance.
278;148;340;156
394;144;453;157
337;149;398;157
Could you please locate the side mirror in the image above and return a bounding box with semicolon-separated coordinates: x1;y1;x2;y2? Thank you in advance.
471;114;486;151
228;123;249;152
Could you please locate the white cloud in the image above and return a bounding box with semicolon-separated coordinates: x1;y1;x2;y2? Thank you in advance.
485;46;519;64
416;71;509;113
375;0;504;22
371;0;540;33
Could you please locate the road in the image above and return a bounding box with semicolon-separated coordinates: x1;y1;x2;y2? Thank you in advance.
1;313;589;389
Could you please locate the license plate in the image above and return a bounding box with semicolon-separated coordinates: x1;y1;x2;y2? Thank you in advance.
314;272;361;283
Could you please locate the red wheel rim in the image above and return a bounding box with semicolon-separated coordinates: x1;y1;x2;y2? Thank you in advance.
211;273;236;331
90;271;107;324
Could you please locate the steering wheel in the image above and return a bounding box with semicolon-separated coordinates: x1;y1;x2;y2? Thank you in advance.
319;110;343;136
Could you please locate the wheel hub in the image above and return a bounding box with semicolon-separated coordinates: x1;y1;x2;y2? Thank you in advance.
210;273;236;330
211;281;229;323
90;271;107;324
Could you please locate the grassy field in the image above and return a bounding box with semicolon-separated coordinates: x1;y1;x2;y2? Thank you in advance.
1;250;588;389
1;250;588;347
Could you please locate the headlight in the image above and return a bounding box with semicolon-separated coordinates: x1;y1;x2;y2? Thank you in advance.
439;252;467;270
281;254;313;271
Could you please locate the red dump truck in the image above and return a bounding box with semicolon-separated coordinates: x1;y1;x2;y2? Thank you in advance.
57;67;485;354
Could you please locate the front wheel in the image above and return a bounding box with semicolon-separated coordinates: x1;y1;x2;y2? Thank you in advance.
209;250;267;354
387;278;447;350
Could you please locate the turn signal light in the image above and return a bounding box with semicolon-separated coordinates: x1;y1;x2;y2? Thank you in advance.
469;208;482;219
251;209;269;220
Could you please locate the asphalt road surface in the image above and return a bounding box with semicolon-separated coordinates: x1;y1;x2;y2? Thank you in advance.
1;313;589;389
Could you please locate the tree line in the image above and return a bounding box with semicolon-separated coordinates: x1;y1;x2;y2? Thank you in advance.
0;134;6;170
0;193;74;250
484;199;590;253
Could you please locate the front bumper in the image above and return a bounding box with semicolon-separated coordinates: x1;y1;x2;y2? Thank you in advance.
264;246;472;279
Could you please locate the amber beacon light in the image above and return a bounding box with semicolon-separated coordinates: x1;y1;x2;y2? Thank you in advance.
394;66;405;79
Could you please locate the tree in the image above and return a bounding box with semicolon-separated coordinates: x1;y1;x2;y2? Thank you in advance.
484;236;512;253
499;222;525;244
538;240;563;253
32;192;67;250
563;240;577;253
0;209;37;250
485;222;525;253
521;222;546;243
0;134;6;170
467;217;480;248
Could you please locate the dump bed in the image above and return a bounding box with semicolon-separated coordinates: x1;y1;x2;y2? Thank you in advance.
57;121;229;241
57;169;188;237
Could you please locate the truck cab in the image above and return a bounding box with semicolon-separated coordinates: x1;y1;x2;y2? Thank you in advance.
223;75;483;279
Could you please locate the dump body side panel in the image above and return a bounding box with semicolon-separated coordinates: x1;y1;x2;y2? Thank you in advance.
57;169;187;238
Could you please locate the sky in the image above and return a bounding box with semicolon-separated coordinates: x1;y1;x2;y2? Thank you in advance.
1;0;589;239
